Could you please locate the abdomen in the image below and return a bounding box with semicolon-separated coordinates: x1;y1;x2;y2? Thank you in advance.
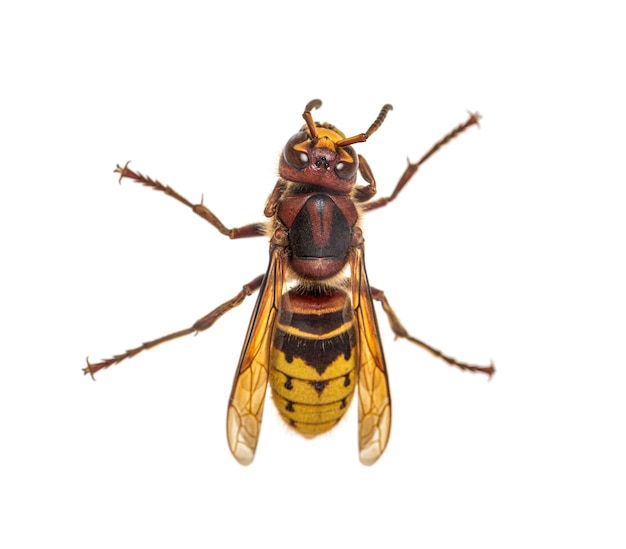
270;287;357;436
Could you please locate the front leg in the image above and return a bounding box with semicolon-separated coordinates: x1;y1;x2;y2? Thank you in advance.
362;112;481;212
353;154;378;203
114;162;266;239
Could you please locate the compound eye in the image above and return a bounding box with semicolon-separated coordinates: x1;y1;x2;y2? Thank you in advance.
334;145;358;180
283;131;310;170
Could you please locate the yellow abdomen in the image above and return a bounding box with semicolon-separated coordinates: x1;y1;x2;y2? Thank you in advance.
269;287;356;436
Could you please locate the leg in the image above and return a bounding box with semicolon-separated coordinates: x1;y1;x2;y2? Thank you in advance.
114;162;266;239
362;112;481;212
353;154;377;203
370;286;494;377
84;274;265;378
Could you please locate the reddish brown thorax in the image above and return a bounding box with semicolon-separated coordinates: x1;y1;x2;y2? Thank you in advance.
276;193;358;279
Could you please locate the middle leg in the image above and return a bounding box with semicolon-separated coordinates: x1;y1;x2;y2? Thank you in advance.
370;286;494;377
85;274;266;377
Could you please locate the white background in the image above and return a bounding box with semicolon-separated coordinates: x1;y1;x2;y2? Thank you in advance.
2;1;624;547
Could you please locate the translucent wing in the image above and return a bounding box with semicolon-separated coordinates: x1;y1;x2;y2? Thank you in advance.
226;249;285;465
351;246;392;465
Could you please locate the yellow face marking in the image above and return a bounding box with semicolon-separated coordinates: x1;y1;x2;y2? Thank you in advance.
293;128;356;164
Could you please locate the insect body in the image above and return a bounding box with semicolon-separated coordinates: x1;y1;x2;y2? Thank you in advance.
86;100;494;465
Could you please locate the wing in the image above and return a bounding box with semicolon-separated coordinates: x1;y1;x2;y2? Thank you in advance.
351;246;392;465
226;248;286;465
